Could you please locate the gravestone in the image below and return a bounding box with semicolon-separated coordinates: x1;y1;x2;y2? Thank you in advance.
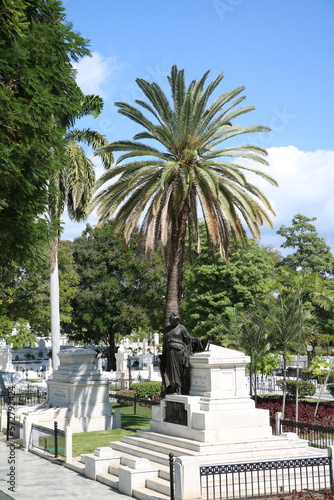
46;348;112;431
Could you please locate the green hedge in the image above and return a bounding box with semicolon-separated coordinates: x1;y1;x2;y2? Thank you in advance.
129;382;161;399
277;379;316;398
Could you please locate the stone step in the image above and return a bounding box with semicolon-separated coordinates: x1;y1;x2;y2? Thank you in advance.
132;486;170;500
110;440;172;467
65;458;85;475
122;434;195;458
136;430;201;452
96;471;119;489
135;429;310;455
146;476;170;497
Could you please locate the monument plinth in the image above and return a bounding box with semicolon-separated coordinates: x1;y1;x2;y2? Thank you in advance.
45;348;112;430
150;344;272;443
15;348;113;433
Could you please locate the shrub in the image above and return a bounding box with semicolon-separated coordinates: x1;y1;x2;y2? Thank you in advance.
256;395;334;426
327;383;334;397
115;389;136;406
129;381;161;399
277;379;316;398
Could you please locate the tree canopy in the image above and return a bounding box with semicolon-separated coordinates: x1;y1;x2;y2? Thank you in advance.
66;224;167;369
277;214;334;276
0;0;90;265
183;233;276;337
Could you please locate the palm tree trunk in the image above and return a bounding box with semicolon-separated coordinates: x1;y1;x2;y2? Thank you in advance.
50;236;60;371
164;204;189;326
281;344;287;420
295;295;302;423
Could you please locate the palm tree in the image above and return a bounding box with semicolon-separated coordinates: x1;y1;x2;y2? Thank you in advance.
49;94;112;370
276;267;333;422
92;66;277;325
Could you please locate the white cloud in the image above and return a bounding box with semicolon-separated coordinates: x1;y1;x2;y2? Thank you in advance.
72;51;118;99
256;146;334;251
61;145;334;252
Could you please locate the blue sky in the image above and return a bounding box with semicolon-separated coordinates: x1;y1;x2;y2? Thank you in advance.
62;0;334;253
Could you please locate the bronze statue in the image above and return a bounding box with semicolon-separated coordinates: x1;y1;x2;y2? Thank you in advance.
159;312;215;397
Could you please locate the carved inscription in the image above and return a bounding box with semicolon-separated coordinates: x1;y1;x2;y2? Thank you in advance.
164;401;187;426
51;386;68;401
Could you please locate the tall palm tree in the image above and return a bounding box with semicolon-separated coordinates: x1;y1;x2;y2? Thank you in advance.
92;66;277;325
49;95;112;370
276;267;333;422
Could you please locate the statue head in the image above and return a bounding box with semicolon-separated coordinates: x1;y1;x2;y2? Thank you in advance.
169;312;180;325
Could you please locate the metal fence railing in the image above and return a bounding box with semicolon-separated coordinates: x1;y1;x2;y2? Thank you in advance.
111;393;160;414
0;389;47;408
29;422;65;459
199;453;333;500
280;419;334;449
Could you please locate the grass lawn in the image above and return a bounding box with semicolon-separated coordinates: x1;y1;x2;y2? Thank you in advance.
72;403;152;457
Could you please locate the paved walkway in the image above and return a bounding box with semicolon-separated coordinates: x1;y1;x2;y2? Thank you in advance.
0;439;132;500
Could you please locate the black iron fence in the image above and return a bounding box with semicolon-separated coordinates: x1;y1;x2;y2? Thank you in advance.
280;419;334;449
0;389;47;408
109;377;151;393
29;421;65;459
111;393;160;414
200;453;333;500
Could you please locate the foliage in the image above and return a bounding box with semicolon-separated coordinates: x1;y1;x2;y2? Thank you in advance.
306;356;332;384
67;223;166;369
6;319;37;349
183;234;276;337
277;380;316;398
255;353;280;376
277;214;334;276
327;383;334;397
256;396;334;426
129;382;161;399
115;390;136;406
0;0;90;265
0;240;79;338
92;65;277;323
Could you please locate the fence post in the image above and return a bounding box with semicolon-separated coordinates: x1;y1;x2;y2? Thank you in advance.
174;456;201;500
169;453;175;500
54;421;58;458
65;424;72;463
6;409;10;441
275;412;282;436
328;446;334;489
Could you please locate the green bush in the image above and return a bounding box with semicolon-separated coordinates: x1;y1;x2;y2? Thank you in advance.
278;379;316;398
129;381;161;399
115;389;136;406
327;383;334;397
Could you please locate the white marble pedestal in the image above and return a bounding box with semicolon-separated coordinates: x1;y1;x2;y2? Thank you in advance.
150;344;272;445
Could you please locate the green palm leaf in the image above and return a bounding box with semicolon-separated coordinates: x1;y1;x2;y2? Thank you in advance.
91;66;278;323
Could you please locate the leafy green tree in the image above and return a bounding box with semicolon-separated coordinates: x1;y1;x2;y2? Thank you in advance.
277;214;334;276
67;224;167;369
6;319;37;350
92;65;277;325
183;234;275;337
0;0;90;265
0;241;78;341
